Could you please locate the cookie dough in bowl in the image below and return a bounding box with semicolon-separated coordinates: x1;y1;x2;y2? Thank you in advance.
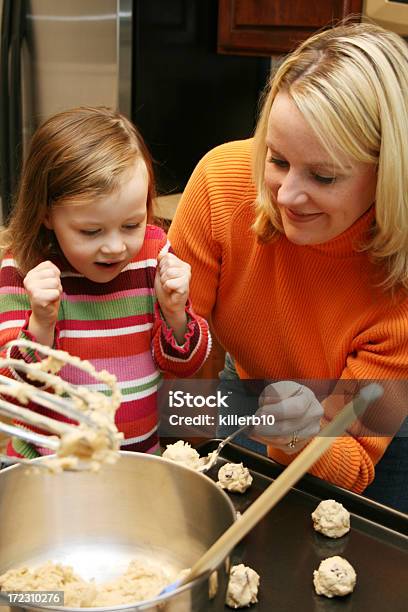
0;452;236;611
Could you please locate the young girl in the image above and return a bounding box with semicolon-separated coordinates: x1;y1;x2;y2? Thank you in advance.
0;106;210;458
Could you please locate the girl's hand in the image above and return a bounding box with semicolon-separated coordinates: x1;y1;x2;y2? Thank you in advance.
24;261;62;345
154;251;191;315
250;381;324;454
154;251;191;343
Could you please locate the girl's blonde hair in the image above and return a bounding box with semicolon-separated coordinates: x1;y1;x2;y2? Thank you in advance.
1;106;156;275
252;22;408;290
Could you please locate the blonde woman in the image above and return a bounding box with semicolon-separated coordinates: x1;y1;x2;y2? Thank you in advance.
169;23;408;510
0;106;210;459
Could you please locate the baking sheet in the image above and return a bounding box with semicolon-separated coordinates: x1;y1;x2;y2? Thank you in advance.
198;440;408;612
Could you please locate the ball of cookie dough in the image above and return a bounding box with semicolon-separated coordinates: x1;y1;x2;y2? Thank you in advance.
217;462;253;493
311;499;350;538
313;556;356;598
162;440;201;470
226;564;260;608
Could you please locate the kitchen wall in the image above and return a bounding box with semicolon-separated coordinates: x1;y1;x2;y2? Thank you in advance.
0;1;271;220
132;0;271;196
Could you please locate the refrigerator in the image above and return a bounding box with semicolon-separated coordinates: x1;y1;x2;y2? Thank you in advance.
0;0;270;224
0;0;132;222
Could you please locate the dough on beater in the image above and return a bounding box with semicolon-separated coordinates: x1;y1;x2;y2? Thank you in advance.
225;564;260;608
0;342;123;473
162;440;201;470
217;463;253;493
313;556;356;598
311;499;350;538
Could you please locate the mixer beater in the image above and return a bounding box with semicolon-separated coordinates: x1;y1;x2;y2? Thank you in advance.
0;339;123;471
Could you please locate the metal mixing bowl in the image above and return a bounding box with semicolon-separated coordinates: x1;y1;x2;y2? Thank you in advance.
0;451;236;611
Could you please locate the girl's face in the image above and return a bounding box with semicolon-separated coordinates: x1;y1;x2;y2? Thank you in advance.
45;161;148;283
264;93;377;245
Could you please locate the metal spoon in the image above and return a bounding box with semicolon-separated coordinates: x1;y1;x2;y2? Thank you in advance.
198;382;303;472
197;423;250;472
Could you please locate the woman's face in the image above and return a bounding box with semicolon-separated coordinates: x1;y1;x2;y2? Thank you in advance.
264;93;377;245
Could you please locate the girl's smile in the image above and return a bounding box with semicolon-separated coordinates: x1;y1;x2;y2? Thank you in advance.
44;161;149;283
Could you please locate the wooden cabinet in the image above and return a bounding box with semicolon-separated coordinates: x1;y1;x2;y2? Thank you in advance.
218;0;363;56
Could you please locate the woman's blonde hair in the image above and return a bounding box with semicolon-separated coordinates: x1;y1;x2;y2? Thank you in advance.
1;106;156;275
252;22;408;290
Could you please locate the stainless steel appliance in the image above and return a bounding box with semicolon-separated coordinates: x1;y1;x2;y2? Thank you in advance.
0;0;270;225
0;0;132;222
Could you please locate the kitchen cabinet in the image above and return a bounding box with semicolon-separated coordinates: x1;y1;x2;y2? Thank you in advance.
218;0;364;56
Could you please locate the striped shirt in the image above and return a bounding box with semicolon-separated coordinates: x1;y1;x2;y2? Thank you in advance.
0;225;210;457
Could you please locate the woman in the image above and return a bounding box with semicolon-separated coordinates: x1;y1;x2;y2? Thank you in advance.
169;22;408;509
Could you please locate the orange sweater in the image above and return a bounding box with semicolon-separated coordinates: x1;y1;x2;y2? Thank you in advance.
169;138;408;493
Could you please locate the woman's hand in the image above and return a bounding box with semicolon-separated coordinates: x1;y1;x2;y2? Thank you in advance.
154;251;191;343
24;261;62;346
250;381;324;454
